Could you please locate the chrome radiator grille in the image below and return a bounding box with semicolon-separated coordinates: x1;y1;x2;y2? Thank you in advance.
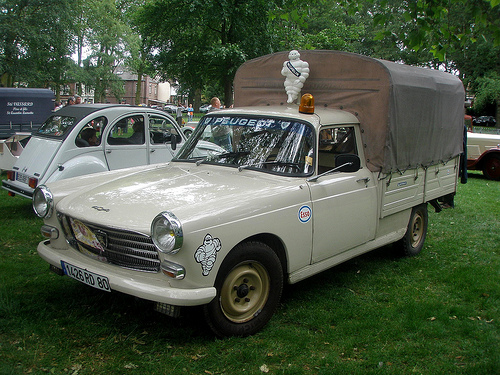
60;215;160;273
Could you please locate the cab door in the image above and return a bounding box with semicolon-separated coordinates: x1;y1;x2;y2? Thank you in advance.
308;126;378;263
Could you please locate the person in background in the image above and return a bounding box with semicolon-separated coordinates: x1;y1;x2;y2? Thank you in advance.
65;97;75;106
79;127;98;146
54;101;63;111
210;97;221;111
75;95;82;104
187;104;194;121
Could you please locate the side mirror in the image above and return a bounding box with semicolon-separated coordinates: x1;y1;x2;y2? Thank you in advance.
335;154;360;173
170;134;182;150
171;133;177;150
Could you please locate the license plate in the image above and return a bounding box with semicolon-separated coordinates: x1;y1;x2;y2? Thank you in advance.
61;261;111;292
16;172;29;184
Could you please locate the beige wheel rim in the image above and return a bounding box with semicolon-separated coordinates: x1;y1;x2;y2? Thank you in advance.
220;262;270;323
410;213;424;248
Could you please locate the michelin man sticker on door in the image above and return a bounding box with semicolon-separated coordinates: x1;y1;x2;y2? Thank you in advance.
194;234;222;276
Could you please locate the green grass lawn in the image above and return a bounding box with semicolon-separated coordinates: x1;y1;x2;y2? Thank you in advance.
0;171;498;374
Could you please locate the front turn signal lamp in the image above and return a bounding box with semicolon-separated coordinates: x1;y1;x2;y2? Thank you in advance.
299;93;315;114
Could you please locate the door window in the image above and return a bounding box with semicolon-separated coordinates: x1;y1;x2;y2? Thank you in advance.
107;115;145;145
318;126;357;173
149;115;180;144
75;116;107;147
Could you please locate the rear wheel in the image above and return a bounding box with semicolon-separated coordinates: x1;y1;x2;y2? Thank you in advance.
396;204;428;256
482;155;500;181
204;242;283;337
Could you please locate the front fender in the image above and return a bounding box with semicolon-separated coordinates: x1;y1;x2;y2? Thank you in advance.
45;154;109;184
468;148;500;170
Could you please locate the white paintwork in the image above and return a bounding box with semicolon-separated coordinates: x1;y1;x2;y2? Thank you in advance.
2;106;185;198
467;132;500;160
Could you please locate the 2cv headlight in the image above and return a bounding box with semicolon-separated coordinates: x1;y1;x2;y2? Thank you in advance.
33;185;54;219
151;211;183;254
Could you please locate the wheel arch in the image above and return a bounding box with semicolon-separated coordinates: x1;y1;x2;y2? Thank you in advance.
232;233;288;279
475;149;500;166
44;154;109;184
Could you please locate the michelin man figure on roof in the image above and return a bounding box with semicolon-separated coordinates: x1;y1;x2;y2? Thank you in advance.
281;50;310;104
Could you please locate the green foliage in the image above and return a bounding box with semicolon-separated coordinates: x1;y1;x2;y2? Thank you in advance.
269;1;366;52
136;0;277;106
474;73;500;114
368;0;500;62
0;0;75;88
1;0;499;107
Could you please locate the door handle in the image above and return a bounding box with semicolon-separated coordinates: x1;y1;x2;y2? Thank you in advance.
356;177;370;184
150;149;156;153
106;150;112;153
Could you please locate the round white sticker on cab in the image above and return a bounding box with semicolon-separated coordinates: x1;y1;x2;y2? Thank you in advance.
298;205;312;223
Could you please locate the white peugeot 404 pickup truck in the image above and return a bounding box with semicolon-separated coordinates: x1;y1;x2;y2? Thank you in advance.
33;51;465;337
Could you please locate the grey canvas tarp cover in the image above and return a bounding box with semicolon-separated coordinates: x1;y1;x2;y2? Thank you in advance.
233;50;465;173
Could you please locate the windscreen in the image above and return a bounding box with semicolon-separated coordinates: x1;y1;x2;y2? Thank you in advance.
35;115;76;138
175;115;315;175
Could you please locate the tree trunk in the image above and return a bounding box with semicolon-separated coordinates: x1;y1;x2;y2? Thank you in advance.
135;71;143;105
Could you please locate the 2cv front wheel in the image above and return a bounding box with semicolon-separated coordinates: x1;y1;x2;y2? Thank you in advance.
204;242;283;337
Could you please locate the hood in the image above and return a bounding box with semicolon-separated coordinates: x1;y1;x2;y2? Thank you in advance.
57;163;303;234
13;136;61;178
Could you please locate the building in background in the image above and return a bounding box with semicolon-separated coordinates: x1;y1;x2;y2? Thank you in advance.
59;69;172;107
114;69;171;106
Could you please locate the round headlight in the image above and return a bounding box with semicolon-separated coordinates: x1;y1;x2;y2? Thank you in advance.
151;211;183;254
33;185;54;218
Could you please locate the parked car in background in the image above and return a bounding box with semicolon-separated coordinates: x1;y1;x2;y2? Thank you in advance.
199;104;211;113
2;104;190;198
163;104;178;114
473;116;497;127
467;131;500;180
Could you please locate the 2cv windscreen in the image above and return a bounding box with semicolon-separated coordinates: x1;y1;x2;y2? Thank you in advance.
175;115;315;176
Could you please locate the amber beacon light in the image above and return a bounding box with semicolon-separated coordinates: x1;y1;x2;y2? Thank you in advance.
299;93;315;114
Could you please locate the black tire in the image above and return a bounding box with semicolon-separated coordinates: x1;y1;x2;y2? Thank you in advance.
396;204;428;256
482;155;500;181
203;241;283;337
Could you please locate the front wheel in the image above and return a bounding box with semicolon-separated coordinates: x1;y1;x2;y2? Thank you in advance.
204;242;283;337
395;204;428;256
482;155;500;181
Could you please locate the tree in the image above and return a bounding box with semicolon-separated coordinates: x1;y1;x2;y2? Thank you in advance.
0;0;75;90
474;73;500;123
124;0;157;106
136;0;277;107
81;0;131;103
269;0;366;53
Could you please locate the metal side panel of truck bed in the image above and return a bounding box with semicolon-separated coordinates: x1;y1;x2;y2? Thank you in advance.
380;156;459;218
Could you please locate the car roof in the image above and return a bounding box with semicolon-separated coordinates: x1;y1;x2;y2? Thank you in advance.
54;104;134;120
53;104;174;123
37;104;176;141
